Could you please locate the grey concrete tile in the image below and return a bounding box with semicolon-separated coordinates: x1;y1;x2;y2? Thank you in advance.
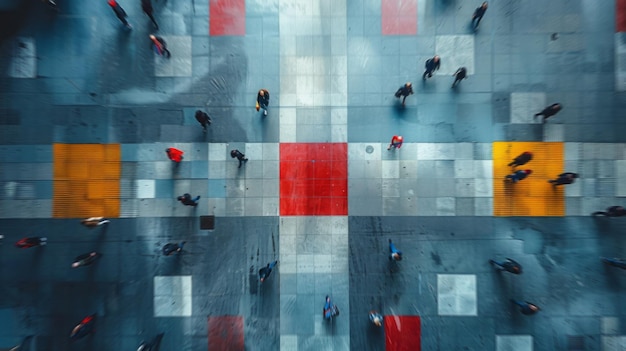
417;197;437;216
225;197;244;216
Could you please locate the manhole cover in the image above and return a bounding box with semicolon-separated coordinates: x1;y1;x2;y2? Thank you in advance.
366;145;374;154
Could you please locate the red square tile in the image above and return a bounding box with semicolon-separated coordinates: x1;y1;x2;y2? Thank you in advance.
280;143;348;216
385;315;421;351
208;316;244;351
210;0;246;36
382;0;417;35
619;0;626;32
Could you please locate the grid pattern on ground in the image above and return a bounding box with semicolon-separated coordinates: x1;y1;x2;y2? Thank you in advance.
280;143;348;216
493;142;564;216
52;144;120;218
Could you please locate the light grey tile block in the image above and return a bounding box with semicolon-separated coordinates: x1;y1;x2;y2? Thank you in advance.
602;317;620;335
279;254;297;274
348;143;382;161
435;35;475;75
474;143;492;160
495;335;533;351
0;199;51;218
617;33;626;91
153;276;192;317
208;143;228;161
263;161;279;179
510;92;545;124
565;142;582;161
436;197;455;216
474;197;493;216
263;179;279;197
226;179;245;197
455;198;475;216
417;143;437;160
280;217;297;235
455;179;475;197
455;160;475;178
603;336;626;351
296;254;315;273
455;143;474;159
565;197;582;216
474;178;493;197
398;160;418;178
543;124;564;141
382;179;400;197
474;160;493;179
206;198;225;216
381;161;399;179
8;37;36;78
564;180;582;197
154;36;192;77
225;197;244;216
244;197;263;216
434;160;455;178
437;274;477;316
417;197;437;216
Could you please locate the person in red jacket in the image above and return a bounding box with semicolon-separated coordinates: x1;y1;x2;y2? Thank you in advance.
166;148;184;163
15;237;47;248
387;135;403;150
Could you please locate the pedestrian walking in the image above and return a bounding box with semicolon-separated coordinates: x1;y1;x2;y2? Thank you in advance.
230;149;248;168
138;333;164;351
505;169;532;183
422;55;441;80
107;0;132;29
150;34;171;58
15;237;47;248
451;67;467;88
387;135;403;150
141;0;158;29
256;89;270;116
70;314;96;339
369;311;383;327
80;217;110;228
489;258;522;274
471;2;488;30
601;257;626;270
510;299;540;315
72;252;100;268
162;241;185;256
394;82;413;106
165;147;183;163
548;172;578;186
592;206;626;217
177;193;200;206
194;110;211;132
259;261;278;282
388;239;402;261
534;103;562;123
508;152;533;167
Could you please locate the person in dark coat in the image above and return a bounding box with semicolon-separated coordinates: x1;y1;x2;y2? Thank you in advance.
592;206;626;217
451;67;467;88
108;0;132;29
177;193;200;206
510;300;540;315
70;314;96;339
162;241;185;256
508;152;533;167
194;110;211;132
601;257;626;270
422;55;441;80
72;252;100;268
165;148;183;163
394;82;413;106
505;169;532;183
259;261;278;282
489;258;522;274
230;149;248;168
141;0;158;29
471;2;488;30
534;103;562;123
150;34;171;58
257;89;270;116
548;172;578;186
15;237;47;248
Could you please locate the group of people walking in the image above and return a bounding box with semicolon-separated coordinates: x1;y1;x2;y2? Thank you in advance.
504;151;579;186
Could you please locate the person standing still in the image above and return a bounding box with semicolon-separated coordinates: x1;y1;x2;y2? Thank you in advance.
141;0;158;29
257;89;270;116
471;2;488;31
108;0;132;29
394;82;413;106
230;149;248;168
422;55;441;80
451;67;467;88
534;103;562;123
194;110;211;132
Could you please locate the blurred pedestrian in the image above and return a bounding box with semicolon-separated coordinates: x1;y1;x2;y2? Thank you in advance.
195;110;211;132
601;257;626;270
230;149;248;168
387;135;403;150
394;82;413;106
72;252;100;268
70;314;96;339
150;34;171;58
141;0;158;29
451;67;467;88
510;299;540;315
422;55;440;80
257;89;270;116
471;2;488;30
259;261;278;282
162;241;185;256
81;217;110;228
548;172;578;186
505;169;532;183
177;193;200;206
388;239;402;261
138;333;164;351
489;258;522;274
592;206;626;217
369;310;383;327
165;147;183;163
107;0;132;29
534;103;562;123
15;237;47;248
508;152;533;167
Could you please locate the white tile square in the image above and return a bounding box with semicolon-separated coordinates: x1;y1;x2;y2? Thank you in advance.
382;160;399;179
314;254;332;273
602;317;620;335
280;124;297;143
263;197;279;216
435;35;475;75
417;143;437;160
244;143;263;161
437;274;477;316
496;335;533;351
280;217;298;235
296;254;315;273
135;179;155;199
208;143;227;161
280;335;298;351
602;336;626;351
154;276;192;317
510;92;546;124
543;124;564;142
331;124;347;142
